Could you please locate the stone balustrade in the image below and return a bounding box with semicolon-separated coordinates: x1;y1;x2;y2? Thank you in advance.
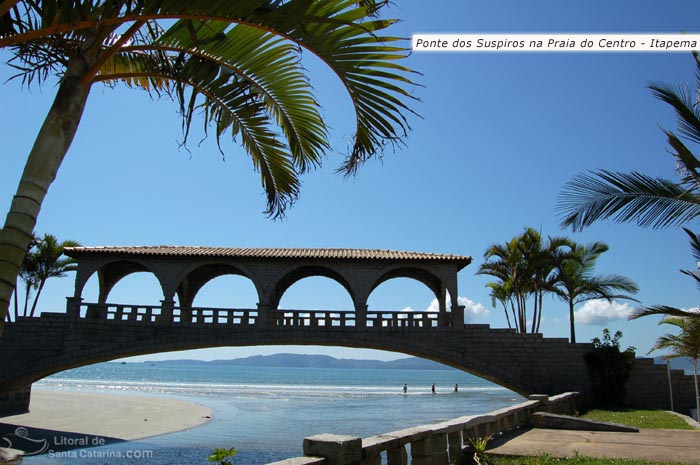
272;310;357;328
265;392;580;465
366;311;439;328
173;307;258;325
82;303;162;322
78;304;444;329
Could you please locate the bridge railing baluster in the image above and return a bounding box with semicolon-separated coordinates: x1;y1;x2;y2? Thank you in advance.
79;303;441;329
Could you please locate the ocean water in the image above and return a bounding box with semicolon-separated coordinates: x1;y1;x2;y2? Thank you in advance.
22;362;522;465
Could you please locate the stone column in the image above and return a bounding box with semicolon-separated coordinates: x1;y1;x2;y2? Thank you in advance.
159;299;175;324
257;303;271;328
410;435;432;465
354;304;367;329
451;305;465;329
430;432;448;465
361;453;381;465
303;434;362;465
447;431;462;464
0;384;31;416
66;296;83;319
386;445;408;465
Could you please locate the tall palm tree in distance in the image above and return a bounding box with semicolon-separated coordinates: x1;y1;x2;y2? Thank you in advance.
0;1;419;333
478;227;574;334
552;241;639;343
27;234;81;317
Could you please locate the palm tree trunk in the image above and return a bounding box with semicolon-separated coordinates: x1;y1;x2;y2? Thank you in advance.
29;279;46;318
502;303;512;329
569;300;576;343
22;283;31;317
0;56;95;333
694;358;699;421
12;278;18;321
510;301;519;333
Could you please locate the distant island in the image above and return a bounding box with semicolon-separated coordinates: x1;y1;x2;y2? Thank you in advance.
140;354;452;370
133;354;697;374
653;356;695;374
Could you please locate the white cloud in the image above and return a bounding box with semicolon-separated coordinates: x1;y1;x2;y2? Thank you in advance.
424;296;490;322
575;299;634;325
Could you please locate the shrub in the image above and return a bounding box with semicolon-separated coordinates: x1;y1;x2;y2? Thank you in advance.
584;329;636;406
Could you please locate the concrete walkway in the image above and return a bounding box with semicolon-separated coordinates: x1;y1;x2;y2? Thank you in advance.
488;428;700;464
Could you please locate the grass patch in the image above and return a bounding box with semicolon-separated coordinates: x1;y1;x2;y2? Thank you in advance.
489;454;689;465
581;408;693;430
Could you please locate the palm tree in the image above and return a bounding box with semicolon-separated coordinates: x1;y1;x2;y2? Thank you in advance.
558;55;700;231
0;1;418;332
478;227;574;334
647;315;700;419
487;281;514;330
27;234;81;317
17;249;39;319
552;241;639;343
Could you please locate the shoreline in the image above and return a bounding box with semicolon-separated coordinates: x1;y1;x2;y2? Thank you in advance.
0;388;213;454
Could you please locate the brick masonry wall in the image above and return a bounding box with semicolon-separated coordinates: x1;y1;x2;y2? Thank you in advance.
0;314;696;416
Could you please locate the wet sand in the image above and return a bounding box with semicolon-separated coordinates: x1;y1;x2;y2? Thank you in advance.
0;389;213;443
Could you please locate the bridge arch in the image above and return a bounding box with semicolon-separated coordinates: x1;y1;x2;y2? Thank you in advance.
73;258;168;304
172;262;262;309
272;265;356;309
0;315;552;397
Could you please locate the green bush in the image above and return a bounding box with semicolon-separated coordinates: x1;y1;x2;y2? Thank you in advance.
584;329;635;406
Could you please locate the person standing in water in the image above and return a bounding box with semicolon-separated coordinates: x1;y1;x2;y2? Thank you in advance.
403;384;407;395
431;383;436;394
454;383;459;392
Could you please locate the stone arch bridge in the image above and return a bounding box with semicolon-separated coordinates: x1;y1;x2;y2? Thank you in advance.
0;246;694;415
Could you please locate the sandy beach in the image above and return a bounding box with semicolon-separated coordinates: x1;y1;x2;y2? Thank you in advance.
0;389;213;442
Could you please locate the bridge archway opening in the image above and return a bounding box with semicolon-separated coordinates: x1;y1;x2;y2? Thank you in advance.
81;269;170;305
276;273;355;311
190;273;258;309
367;276;448;313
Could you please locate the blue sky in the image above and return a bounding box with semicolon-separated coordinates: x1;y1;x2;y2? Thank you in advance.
2;1;700;362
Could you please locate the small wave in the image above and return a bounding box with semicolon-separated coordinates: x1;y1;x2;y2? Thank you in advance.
35;378;508;399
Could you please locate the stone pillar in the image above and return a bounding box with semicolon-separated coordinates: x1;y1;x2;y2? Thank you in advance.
529;394;550;412
386;445;408;465
410;435;432;465
451;305;465;329
0;385;31;415
303;434;362;465
447;431;462;464
361;453;381;465
439;285;447;312
66;296;83;319
159;299;175;324
354;304;367;329
257;303;271;328
430;432;448;465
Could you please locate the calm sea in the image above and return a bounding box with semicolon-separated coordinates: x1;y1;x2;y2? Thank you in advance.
23;361;522;465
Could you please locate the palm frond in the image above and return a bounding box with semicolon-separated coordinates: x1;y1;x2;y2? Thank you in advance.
629;305;700;320
649;81;700;146
558;169;700;231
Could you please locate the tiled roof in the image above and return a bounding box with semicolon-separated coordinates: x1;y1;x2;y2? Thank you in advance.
63;246;472;264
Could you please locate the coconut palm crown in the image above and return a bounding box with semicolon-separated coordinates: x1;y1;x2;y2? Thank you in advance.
478;227;575;334
552;241;638;343
558;55;700;231
0;0;419;332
